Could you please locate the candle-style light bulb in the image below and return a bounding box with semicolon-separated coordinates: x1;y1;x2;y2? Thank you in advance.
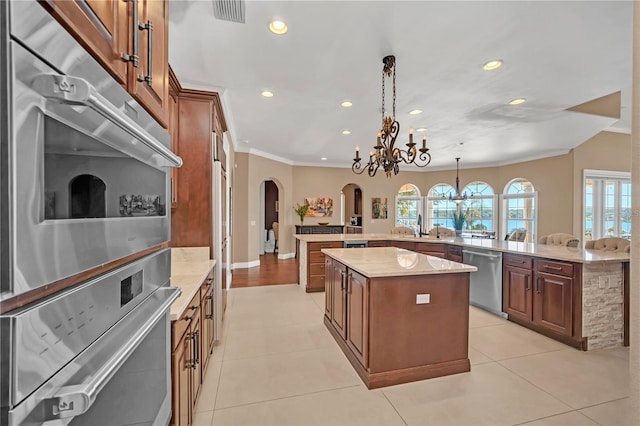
422;132;427;149
355;145;360;160
409;127;414;144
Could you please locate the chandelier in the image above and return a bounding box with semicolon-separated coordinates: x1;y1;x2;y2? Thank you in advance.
352;55;432;177
448;157;468;204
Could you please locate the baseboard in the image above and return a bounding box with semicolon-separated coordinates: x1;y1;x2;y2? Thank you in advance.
278;252;295;260
231;260;260;269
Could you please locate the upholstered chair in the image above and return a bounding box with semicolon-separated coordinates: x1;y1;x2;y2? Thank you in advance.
272;222;279;252
585;237;630;253
390;226;414;235
506;229;527;242
539;233;580;248
427;227;456;238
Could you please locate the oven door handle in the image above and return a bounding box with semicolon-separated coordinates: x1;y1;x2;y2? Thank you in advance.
43;287;181;421
31;73;182;168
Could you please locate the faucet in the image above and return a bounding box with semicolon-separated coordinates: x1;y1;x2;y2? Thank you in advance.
435;224;440;239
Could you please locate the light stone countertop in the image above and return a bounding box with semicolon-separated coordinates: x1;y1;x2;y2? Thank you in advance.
322;247;477;278
170;248;215;320
297;233;630;264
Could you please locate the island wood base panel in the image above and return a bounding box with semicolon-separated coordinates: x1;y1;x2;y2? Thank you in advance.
325;316;470;389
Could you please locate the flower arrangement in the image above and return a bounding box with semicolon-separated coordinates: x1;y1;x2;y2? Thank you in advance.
452;208;469;231
294;203;310;224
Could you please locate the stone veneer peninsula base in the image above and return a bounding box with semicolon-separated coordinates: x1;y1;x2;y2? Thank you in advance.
322;247;476;389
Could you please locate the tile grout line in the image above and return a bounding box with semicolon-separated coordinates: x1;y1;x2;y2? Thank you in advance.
380;389;409;426
212;384;363;412
510;408;601;426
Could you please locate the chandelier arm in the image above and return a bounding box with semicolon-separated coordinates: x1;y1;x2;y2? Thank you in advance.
352;160;366;175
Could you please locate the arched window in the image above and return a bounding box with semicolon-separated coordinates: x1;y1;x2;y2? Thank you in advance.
426;184;457;230
461;181;496;234
502;178;536;242
395;184;421;229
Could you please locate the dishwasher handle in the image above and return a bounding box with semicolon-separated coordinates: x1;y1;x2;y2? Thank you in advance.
462;249;502;260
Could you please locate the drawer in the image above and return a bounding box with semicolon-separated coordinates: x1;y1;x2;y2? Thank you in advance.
309;241;343;252
447;245;462;256
503;254;533;269
308;274;326;290
172;291;201;350
419;251;446;258
448;255;463;263
310;251;326;263
199;272;214;299
390;241;416;250
534;259;574;277
367;240;387;247
310;262;326;276
415;242;445;253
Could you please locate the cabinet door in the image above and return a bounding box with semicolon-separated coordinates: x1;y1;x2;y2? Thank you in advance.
331;261;347;339
346;270;369;368
171;331;191;426
503;265;533;323
130;0;169;127
40;0;129;84
533;272;573;336
324;257;333;318
201;287;213;374
190;315;202;409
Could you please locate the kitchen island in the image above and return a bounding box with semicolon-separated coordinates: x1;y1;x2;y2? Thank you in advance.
296;233;630;351
322;247;477;389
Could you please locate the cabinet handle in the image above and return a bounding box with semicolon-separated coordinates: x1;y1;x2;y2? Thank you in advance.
184;305;200;321
535;277;541;294
340;271;346;292
193;330;200;366
525;275;530;291
137;19;153;85
206;295;214;319
542;264;563;271
121;0;139;66
347;273;353;295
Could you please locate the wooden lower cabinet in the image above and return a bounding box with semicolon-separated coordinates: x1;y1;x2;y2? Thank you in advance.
171;269;216;426
503;255;581;348
329;258;347;338
346;270;368;368
415;242;446;258
306;241;342;292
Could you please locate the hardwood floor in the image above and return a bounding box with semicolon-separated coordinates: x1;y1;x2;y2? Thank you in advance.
232;253;298;287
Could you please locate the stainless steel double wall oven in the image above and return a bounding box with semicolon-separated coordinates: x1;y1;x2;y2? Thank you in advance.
1;1;182;424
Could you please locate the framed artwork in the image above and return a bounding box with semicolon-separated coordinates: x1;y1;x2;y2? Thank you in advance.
305;197;333;217
372;197;388;219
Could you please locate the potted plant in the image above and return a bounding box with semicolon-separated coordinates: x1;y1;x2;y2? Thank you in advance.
452;207;469;237
293;203;310;224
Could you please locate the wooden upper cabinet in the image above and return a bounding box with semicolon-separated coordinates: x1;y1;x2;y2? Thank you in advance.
130;0;169;127
39;0;169;128
39;0;129;84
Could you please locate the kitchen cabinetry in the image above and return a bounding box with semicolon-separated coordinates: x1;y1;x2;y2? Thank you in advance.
296;225;344;234
346;269;368;368
40;0;170;127
305;241;342;292
345;226;363;234
389;241;415;251
446;245;463;262
169;68;180;209
170;270;215;426
503;254;579;346
414;242;445;258
326;257;347;337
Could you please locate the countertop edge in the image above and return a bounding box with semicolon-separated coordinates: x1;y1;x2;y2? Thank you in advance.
170;260;216;321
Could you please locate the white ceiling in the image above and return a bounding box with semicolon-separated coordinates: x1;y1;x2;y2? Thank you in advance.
169;0;633;171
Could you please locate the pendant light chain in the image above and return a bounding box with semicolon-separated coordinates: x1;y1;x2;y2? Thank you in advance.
392;60;396;120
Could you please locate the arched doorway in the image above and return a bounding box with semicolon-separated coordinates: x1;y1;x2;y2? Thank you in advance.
260;179;280;255
69;174;106;218
341;183;362;228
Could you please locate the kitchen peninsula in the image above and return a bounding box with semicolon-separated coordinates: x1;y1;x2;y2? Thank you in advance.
296;234;630;351
322;247;477;388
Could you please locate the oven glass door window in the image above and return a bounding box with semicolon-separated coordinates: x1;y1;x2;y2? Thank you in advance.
44;116;167;220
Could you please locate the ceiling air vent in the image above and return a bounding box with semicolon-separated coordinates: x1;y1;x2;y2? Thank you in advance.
212;0;245;23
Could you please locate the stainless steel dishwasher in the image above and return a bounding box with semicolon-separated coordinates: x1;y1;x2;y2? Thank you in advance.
462;248;505;317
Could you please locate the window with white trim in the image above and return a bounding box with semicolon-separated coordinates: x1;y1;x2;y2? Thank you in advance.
502;178;536;242
584;170;631;241
395;184;421;230
462;181;496;233
426;184;457;230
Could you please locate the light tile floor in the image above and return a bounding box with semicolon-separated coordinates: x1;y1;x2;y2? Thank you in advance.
193;284;632;425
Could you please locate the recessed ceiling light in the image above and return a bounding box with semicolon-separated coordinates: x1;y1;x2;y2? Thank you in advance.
261;90;274;98
416;128;427;132
269;19;288;35
321;157;327;161
341;101;353;108
483;59;503;70
509;98;526;105
409;109;422;115
342;130;351;135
